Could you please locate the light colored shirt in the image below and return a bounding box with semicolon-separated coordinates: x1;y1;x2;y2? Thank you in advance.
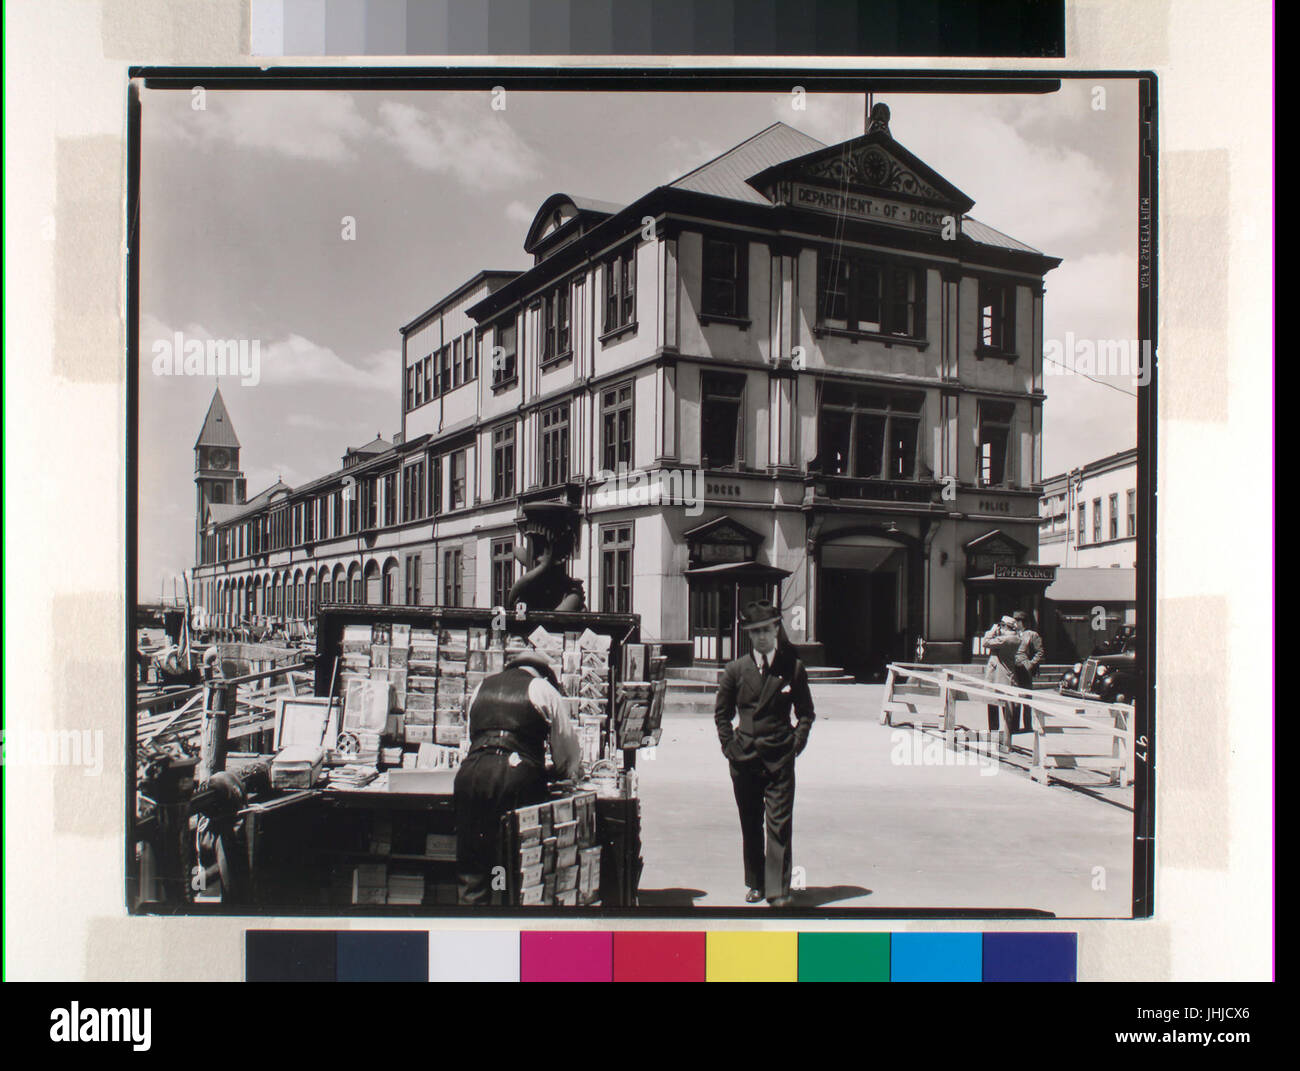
465;666;583;780
752;649;774;674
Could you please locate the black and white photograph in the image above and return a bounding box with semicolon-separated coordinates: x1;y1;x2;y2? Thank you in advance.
129;72;1153;917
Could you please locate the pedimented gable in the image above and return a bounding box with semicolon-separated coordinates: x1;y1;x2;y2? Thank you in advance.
746;127;976;235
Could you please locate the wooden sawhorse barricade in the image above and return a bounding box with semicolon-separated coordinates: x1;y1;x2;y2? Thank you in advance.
880;663;1136;787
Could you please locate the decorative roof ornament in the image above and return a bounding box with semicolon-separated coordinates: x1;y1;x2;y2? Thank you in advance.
866;101;891;136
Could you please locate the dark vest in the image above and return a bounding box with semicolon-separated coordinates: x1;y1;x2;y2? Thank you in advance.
466;667;549;765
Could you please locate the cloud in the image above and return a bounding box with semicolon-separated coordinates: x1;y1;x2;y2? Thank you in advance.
376;96;540;190
148;89;369;163
505;200;535;224
775;93;1114;257
140;315;395;393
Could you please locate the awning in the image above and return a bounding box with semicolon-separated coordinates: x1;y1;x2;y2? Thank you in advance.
1044;567;1136;604
684;561;791;581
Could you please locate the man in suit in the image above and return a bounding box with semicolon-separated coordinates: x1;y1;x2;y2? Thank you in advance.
714;600;816;907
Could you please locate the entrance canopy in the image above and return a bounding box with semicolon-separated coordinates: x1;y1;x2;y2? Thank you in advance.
684;561;790;581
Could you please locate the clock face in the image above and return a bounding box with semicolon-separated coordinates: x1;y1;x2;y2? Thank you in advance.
209;448;230;470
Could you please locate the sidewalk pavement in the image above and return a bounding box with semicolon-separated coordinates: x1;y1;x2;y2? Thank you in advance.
635;684;1135;916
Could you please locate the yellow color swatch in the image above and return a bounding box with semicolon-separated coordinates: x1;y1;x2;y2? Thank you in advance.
706;931;798;982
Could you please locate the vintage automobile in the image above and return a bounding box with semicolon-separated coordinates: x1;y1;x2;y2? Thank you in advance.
1059;625;1139;704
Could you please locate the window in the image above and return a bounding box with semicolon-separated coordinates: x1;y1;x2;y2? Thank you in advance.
978;402;1014;487
1127;489;1137;537
401;461;424;522
382;472;397;526
601;381;634;473
539;402;570;486
491;538;516;610
818;387;924;479
1077;503;1086;545
451;337;464;389
1108;493;1119;541
304;498;315;541
438;346;452;398
700;373;745;469
817;252;925;337
345;481;359;533
443;548;463;607
1092;498;1102;543
979;280;1017;353
463;332;476;381
404;555;422;606
702;238;747;318
449;449;467;510
405;365;416;411
603;247;636;333
429;454;443;515
542;283;572;362
362;477;378;529
331;490;343;538
492;423;516;500
600;524;634;614
492;321;517;386
422;355;432;401
349;566;362;605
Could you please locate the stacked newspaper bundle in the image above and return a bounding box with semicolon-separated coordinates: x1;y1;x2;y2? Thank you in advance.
329;764;379;789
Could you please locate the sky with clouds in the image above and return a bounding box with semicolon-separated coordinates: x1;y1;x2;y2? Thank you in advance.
138;79;1139;600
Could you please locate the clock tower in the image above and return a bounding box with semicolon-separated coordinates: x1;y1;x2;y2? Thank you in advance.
194;388;246;564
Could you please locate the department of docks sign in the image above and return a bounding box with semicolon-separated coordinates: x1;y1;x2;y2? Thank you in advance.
994;563;1058;582
791;183;954;234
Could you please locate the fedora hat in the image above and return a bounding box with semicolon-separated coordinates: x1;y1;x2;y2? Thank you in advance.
739;599;782;631
505;652;560;688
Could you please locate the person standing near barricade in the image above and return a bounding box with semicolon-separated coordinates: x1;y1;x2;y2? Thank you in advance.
1012;610;1044;733
453;652;582;905
983;616;1021;749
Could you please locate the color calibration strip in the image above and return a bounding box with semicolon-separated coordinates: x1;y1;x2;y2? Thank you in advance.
250;0;1065;58
246;931;1077;982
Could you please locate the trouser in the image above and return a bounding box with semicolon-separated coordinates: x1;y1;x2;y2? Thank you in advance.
729;755;795;899
453;749;547;905
1011;664;1035;732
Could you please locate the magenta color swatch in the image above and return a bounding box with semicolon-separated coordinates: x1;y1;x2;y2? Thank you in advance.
520;931;613;982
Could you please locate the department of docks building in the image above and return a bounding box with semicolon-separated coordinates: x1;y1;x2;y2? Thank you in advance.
189;108;1062;677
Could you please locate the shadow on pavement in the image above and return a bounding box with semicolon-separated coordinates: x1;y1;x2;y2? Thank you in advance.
791;885;872;906
635;887;709;907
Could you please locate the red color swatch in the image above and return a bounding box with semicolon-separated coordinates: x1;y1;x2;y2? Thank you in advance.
613;931;707;982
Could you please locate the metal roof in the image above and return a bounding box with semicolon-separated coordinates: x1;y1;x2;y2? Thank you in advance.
194;388;241;449
963;217;1041;254
669;122;827;204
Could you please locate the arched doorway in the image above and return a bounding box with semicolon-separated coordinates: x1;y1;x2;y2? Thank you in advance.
382;558;399;605
364;559;382;605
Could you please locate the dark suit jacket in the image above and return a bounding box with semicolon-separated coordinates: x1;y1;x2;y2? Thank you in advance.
714;643;816;771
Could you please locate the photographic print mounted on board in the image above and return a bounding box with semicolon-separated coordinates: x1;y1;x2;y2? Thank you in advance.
127;69;1155;919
